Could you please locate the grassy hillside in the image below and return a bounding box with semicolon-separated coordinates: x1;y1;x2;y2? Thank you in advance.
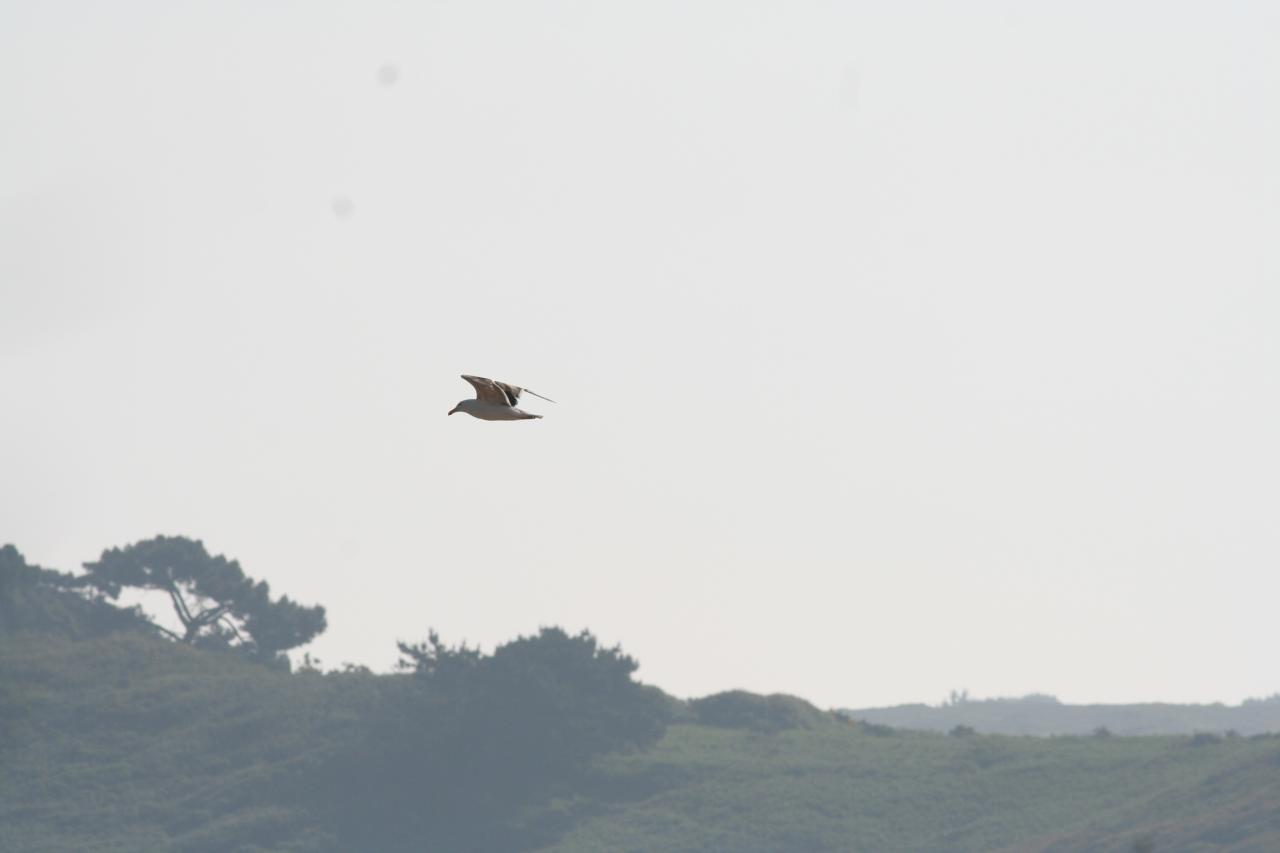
844;696;1280;737
4;632;1280;852
543;720;1280;852
0;632;374;853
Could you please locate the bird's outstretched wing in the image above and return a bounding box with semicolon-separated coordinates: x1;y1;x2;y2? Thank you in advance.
461;375;556;406
461;375;513;405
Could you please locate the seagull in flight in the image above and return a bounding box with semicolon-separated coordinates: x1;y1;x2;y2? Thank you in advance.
448;375;556;421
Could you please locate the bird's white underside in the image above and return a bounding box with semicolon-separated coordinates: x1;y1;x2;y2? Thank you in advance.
453;399;541;420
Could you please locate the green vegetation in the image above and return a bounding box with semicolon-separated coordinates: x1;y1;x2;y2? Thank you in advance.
0;627;669;852
4;540;1280;851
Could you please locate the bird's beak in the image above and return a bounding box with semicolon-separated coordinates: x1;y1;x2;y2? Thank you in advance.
447;407;457;416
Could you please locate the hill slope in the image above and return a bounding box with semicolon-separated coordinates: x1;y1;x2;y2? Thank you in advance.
540;720;1280;852
0;632;370;852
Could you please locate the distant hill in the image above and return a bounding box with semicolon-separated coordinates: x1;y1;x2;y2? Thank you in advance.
841;694;1280;737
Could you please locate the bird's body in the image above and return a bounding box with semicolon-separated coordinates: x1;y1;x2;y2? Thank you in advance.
452;398;542;420
449;375;554;421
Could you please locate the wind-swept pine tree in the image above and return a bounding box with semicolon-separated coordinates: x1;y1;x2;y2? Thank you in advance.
82;535;325;667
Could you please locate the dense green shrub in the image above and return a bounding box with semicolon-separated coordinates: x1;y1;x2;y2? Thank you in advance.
690;691;824;733
312;627;671;851
0;544;154;640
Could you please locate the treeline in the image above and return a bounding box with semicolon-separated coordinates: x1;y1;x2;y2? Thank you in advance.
0;537;324;667
0;538;671;851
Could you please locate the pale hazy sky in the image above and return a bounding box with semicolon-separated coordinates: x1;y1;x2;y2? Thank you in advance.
3;2;1277;708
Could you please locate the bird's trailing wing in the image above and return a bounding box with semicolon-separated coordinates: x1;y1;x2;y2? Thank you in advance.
462;375;513;405
461;375;556;406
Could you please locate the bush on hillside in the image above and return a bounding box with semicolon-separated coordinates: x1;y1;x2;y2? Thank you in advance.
316;627;671;851
1188;731;1223;746
690;691;825;733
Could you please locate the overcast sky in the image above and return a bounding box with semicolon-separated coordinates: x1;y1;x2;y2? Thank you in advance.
3;1;1277;708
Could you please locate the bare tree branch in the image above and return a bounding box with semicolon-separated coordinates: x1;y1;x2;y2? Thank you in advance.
217;613;247;644
191;604;230;629
151;623;184;642
163;567;196;628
